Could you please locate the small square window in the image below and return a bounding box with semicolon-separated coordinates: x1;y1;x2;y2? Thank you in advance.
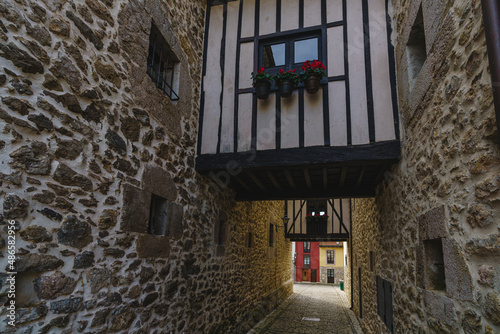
294;37;318;64
147;23;180;101
148;193;169;236
424;238;446;291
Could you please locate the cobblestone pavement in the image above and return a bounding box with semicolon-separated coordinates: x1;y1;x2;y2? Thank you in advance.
248;283;363;334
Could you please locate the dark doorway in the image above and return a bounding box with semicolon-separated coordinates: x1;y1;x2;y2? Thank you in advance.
311;269;317;282
327;269;335;283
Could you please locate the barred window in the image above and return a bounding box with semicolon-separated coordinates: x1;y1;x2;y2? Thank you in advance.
303;254;311;268
303;242;311;253
147;23;180;101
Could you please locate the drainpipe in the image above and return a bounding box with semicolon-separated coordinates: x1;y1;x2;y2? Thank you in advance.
481;0;500;144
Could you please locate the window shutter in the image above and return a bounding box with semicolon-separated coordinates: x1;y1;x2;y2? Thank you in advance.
384;280;394;332
376;276;385;320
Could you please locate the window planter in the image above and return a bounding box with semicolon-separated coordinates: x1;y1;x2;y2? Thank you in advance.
277;79;295;98
254;80;271;99
304;73;322;94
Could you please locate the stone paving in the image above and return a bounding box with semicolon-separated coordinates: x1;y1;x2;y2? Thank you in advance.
248;283;363;334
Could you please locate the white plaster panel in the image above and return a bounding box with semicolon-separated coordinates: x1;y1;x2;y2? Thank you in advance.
239;42;254;89
259;0;277;35
369;0;396;141
304;0;322;27
201;5;224;154
327;0;343;23
220;1;241;153
328;81;347;146
257;92;276;150
238;93;253;152
347;0;370;145
304;87;324;147
281;0;299;32
280;90;300;149
241;0;255;38
327;26;344;76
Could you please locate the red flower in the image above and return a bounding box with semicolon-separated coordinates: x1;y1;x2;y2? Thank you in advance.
280;69;284;74
259;67;265;73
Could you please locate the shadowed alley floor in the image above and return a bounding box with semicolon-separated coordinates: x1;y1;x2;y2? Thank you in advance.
248;284;363;334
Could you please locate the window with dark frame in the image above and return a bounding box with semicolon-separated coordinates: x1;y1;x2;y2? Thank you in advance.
369;251;374;271
327;250;335;264
307;199;327;216
217;218;226;246
260;32;322;76
147;23;180;101
303;254;311;268
248;232;253;248
303;241;311;253
269;223;274;247
148;193;169;236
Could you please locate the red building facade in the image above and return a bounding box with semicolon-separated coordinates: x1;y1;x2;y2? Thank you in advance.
294;242;320;282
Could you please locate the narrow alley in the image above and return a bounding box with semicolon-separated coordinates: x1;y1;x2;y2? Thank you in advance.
249;284;363;334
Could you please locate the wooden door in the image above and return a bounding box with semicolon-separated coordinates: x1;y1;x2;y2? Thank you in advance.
311;269;317;282
327;269;335;283
302;269;308;281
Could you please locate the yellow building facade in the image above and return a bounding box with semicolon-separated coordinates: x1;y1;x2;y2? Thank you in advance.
319;242;344;284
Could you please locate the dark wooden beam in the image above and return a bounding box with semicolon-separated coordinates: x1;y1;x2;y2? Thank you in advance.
285;233;349;242
356;166;366;189
248;172;266;192
196;141;401;172
339;167;347;188
285;170;297;191
322;167;328;190
266;171;281;191
233;176;253;192
235;187;375;201
304;168;312;191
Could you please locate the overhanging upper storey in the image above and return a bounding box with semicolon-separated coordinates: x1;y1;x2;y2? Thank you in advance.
196;0;400;201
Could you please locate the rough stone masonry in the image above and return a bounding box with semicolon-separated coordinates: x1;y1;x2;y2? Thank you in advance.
0;0;292;333
349;0;500;333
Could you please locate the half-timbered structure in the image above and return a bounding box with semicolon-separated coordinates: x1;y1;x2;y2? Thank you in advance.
196;0;400;201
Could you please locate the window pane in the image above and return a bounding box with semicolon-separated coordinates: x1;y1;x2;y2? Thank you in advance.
294;38;318;63
263;43;285;67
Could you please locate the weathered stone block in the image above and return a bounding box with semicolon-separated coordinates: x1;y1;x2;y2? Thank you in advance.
16;303;48;324
483;292;500;325
98;209;118;230
142;165;178;201
478;265;496;288
53;163;93;191
34;271;77;299
3;194;29;219
423;290;457;326
466;234;500;256
120;184;150;233
0;42;44;73
73;251;95;269
443;238;473;301
19;225;52;243
50;297;84;314
136;234;170;258
57;215;93;249
89;268;111;293
9;142;52;175
419;205;446;240
14;254;64;272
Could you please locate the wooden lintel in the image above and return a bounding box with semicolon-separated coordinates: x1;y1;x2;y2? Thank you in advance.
339;167;347;188
356;166;366;189
285;170;297;191
304;168;312;191
248;172;266;192
322;167;328;190
234;176;253;192
266;171;282;191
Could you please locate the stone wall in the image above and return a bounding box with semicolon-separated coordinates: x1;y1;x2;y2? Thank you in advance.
0;0;292;333
351;0;499;333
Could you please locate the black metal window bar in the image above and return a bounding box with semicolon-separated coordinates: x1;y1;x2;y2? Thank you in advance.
147;24;180;101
